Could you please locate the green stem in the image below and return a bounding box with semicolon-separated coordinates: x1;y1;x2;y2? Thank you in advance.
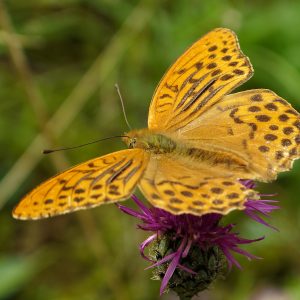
179;294;193;300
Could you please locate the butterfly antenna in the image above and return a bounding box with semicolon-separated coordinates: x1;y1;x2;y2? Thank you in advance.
115;83;132;130
43;135;129;154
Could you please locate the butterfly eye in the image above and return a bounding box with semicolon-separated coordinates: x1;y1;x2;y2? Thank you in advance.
129;138;137;148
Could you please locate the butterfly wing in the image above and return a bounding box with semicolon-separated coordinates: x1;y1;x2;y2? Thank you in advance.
179;89;300;181
13;149;149;220
139;156;257;216
148;28;253;131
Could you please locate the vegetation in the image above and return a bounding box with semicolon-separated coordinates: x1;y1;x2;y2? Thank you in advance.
1;0;300;299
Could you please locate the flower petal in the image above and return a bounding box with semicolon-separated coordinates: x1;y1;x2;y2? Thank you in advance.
140;234;157;262
160;237;187;295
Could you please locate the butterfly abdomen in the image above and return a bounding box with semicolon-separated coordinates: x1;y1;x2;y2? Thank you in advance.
143;133;177;154
171;144;251;178
185;147;247;167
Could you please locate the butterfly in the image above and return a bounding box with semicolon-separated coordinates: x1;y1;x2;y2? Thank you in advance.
13;28;300;220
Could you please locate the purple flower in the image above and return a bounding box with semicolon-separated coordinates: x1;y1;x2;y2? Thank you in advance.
240;179;280;230
117;180;279;298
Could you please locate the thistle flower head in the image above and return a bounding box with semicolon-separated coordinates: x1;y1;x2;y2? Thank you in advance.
117;180;279;298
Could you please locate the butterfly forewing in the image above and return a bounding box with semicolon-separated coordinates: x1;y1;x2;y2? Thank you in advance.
148;28;253;131
13;149;149;220
180;89;300;181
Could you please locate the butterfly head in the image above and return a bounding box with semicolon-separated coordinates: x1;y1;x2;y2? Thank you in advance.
123;129;150;149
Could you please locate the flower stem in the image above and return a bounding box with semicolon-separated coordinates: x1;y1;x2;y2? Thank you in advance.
179;295;192;300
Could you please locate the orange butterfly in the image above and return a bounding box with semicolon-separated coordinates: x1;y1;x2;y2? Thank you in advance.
13;28;300;220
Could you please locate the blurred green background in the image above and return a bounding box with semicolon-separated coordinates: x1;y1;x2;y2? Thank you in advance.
1;0;300;299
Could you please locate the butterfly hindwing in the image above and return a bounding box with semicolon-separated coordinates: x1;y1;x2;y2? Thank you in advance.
148;28;253;131
180;89;300;181
139;156;258;216
13;149;149;220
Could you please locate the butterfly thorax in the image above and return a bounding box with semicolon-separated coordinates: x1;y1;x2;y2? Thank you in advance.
123;129;177;154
